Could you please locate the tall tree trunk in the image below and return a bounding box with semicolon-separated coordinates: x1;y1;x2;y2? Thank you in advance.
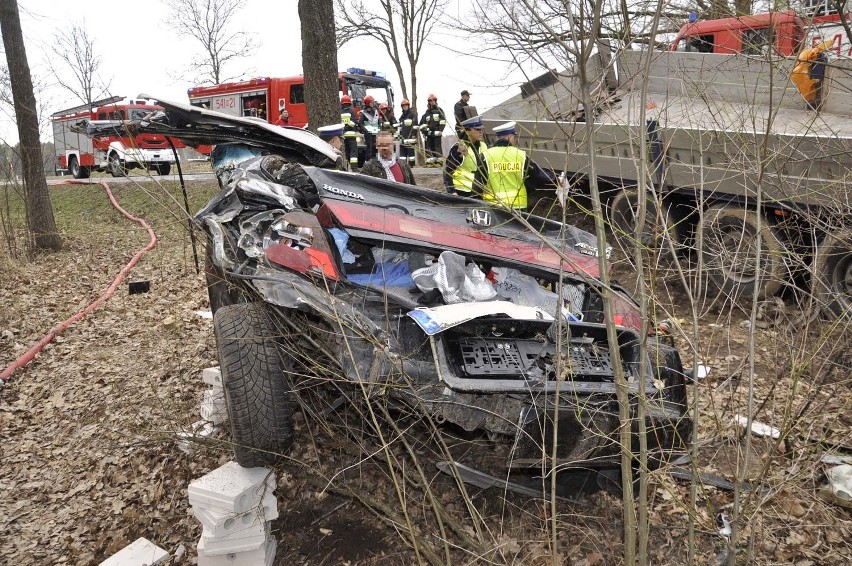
0;0;60;251
299;0;340;133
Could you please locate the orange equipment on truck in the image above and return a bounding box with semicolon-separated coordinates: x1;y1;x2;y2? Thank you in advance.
670;4;851;57
52;96;183;178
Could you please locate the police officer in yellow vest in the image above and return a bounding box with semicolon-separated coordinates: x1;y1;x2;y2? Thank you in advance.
443;115;489;197
484;121;558;210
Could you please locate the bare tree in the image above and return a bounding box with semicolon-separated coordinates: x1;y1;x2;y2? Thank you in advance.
162;0;258;85
336;0;447;114
299;0;340;132
0;0;60;252
49;22;109;107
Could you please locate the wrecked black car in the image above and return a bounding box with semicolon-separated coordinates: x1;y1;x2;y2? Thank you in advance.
84;99;689;480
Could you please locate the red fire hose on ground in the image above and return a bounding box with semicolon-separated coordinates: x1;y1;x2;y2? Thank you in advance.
0;180;158;384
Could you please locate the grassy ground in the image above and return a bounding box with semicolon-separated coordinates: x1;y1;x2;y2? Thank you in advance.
0;178;850;565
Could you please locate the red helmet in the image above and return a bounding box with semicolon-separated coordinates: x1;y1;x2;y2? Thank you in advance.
427;94;437;101
379;102;388;111
341;95;352;104
364;95;374;105
401;99;410;106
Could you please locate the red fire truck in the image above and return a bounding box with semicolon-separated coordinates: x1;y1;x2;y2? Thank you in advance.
186;68;394;128
670;2;851;57
52;96;181;178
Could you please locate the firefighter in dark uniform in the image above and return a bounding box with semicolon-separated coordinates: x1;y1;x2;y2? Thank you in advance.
317;123;349;171
453;89;471;141
378;103;396;134
418;94;446;164
443;115;489;197
484;121;560;210
358;95;381;161
340;95;360;169
397;99;417;166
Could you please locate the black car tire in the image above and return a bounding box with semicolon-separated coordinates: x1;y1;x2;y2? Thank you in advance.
155;162;171;176
205;242;241;315
214;302;295;467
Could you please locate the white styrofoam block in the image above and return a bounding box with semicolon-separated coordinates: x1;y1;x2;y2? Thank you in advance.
198;523;269;556
188;462;275;513
197;538;276;566
192;491;278;538
98;537;169;566
202;367;223;387
200;389;228;425
176;420;220;455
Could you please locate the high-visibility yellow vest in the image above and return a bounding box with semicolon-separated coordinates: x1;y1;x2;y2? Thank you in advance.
341;111;359;138
484;145;527;209
451;141;487;193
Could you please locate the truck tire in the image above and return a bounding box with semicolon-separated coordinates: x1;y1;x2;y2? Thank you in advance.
69;156;90;179
608;188;676;252
813;228;852;317
214;302;295;467
108;153;126;177
646;339;687;409
155;163;171;176
700;205;786;303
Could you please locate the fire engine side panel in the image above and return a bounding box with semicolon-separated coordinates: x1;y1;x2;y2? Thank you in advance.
52;116;94;167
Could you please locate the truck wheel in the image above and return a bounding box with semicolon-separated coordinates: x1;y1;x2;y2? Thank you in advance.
108;153;126;177
214;302;295;467
813;228;852;317
608;188;676;252
155;163;171;175
700;205;786;303
69;156;90;179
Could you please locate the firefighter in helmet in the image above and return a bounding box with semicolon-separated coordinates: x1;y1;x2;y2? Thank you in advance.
340;95;359;169
397;99;417;166
419;94;446;164
358;95;380;161
378;102;396;134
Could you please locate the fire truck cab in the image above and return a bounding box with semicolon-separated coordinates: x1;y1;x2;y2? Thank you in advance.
186;68;394;161
52;96;180;178
670;4;851;57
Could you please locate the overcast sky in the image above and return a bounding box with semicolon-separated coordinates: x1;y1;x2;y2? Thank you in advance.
2;0;537;144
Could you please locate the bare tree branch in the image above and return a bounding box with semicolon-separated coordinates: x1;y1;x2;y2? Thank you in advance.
162;0;258;85
48;22;110;107
335;0;447;112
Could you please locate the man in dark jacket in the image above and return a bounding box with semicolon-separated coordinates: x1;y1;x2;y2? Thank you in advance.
418;94;446;164
360;131;416;185
453;90;471;141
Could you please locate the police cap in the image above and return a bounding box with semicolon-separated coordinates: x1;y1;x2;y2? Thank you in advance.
317;123;344;139
493;121;517;136
460;115;484;130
